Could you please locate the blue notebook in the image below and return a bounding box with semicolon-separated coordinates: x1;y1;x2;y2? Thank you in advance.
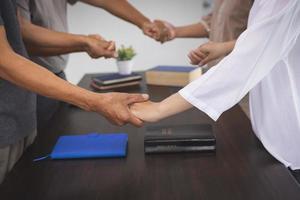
34;133;128;161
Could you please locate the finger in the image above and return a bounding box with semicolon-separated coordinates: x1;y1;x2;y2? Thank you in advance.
143;23;159;38
107;41;116;51
128;113;144;127
103;49;117;58
193;49;207;59
188;53;197;65
155;20;175;41
191;51;204;61
126;93;149;104
188;51;203;65
200;55;213;66
144;27;156;38
155;21;168;40
160;29;170;43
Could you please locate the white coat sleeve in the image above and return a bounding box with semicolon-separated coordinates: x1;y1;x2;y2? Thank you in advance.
179;0;300;121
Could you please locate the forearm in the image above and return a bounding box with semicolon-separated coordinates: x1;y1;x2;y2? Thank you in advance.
19;14;88;54
175;23;209;38
222;40;236;55
0;50;97;111
81;0;150;28
157;93;193;120
26;45;83;57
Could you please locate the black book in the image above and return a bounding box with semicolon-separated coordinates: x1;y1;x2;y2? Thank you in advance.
92;73;142;86
144;124;216;154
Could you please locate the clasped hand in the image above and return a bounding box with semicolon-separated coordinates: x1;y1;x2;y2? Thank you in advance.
142;20;175;43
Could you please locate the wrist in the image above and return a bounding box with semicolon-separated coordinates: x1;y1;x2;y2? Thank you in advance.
173;27;182;38
76;35;90;53
84;92;108;113
72;90;101;112
139;18;152;30
156;101;166;120
221;41;235;56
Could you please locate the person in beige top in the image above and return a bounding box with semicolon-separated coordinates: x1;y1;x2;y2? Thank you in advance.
155;0;253;67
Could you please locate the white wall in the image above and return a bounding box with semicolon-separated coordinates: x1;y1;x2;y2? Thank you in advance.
66;0;210;84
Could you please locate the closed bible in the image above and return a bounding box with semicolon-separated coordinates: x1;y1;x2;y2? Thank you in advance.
144;124;216;154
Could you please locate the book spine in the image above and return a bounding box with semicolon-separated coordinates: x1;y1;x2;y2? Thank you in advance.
144;145;216;154
145;71;190;87
145;140;216;146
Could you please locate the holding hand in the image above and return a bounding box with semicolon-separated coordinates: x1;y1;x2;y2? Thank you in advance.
188;41;236;66
84;34;117;59
142;21;172;43
130;101;162;123
142;21;160;40
130;93;193;123
153;20;176;43
88;92;149;127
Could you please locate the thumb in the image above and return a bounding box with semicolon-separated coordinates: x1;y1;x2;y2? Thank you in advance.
107;41;116;51
198;45;210;55
126;93;149;104
103;49;117;58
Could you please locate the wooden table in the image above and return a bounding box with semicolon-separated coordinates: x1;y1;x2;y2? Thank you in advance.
1;73;299;200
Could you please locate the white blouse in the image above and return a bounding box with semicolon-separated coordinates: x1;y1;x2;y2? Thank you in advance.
179;0;300;170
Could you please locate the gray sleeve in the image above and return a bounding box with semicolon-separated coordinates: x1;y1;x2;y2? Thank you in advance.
16;0;31;21
68;0;80;5
0;8;3;25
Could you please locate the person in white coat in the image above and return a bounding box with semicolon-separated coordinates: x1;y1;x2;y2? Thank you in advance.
131;0;300;183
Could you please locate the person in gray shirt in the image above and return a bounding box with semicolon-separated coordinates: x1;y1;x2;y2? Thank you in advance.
17;0;166;127
0;0;148;184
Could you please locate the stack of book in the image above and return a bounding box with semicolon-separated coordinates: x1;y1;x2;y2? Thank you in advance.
145;66;202;87
90;73;142;90
144;124;216;154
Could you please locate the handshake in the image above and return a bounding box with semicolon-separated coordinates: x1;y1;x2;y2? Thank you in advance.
82;20;175;60
83;20;234;67
141;20;177;43
86;92;165;127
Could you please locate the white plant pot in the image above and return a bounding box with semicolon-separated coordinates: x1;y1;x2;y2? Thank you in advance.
116;60;133;75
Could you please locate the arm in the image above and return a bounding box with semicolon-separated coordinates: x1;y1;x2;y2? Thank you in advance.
150;21;210;43
153;13;212;43
131;93;193;122
0;27;146;126
18;13;116;58
174;22;210;38
132;1;298;123
80;0;149;29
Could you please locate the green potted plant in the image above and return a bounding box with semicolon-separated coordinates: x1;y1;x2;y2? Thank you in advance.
117;45;136;75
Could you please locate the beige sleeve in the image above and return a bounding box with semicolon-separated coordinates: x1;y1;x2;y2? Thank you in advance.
200;12;212;33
